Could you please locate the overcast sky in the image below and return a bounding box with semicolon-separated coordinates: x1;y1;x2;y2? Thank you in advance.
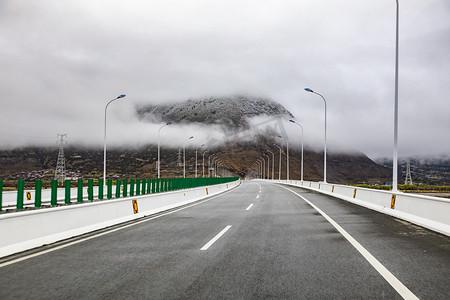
0;0;449;159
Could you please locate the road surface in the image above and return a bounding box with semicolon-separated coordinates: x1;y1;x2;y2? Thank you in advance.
1;181;449;299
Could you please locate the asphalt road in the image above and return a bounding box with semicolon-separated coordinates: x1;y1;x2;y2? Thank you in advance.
1;181;449;299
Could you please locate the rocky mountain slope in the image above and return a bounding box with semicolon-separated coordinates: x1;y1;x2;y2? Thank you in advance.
136;95;293;129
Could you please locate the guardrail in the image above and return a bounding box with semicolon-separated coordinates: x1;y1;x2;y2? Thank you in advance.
0;178;241;258
0;177;239;212
272;180;450;236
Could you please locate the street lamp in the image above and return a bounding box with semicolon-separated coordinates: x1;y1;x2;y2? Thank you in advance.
201;149;210;177
393;0;400;191
263;153;270;180
184;136;194;178
266;150;275;180
215;159;222;177
158;121;172;178
253;162;260;179
195;144;205;178
305;87;327;183
289;119;304;182
211;157;219;177
103;94;126;190
258;157;265;180
255;160;262;179
277;135;289;181
273;144;282;180
208;154;216;177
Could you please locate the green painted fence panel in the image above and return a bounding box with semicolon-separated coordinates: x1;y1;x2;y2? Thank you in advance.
142;179;146;195
17;180;24;210
98;179;104;200
88;179;94;201
115;179;121;198
77;179;83;203
64;180;71;204
136;179;140;196
123;179;128;197
151;179;156;193
107;179;113;199
51;180;58;206
34;180;42;207
130;179;135;196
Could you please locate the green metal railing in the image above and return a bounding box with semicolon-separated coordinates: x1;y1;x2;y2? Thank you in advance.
0;177;239;212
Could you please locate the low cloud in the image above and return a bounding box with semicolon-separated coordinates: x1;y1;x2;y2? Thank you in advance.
0;0;448;159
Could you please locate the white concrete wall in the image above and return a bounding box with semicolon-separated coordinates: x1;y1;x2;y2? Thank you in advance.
272;180;450;236
0;180;240;258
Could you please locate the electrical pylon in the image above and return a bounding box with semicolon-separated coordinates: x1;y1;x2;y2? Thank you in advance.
177;148;182;167
55;134;68;183
404;159;413;185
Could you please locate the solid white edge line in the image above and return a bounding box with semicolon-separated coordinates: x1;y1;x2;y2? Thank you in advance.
280;186;419;300
200;225;232;251
0;184;242;268
246;204;254;210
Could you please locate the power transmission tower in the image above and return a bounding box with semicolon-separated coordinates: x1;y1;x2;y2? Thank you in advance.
55;134;68;183
177;148;182;167
404;159;413;185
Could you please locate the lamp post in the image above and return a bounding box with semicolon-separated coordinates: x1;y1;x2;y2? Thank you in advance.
103;94;126;189
211;157;219;177
208;154;216;177
263;153;270;180
277;135;289;181
305;87;327;183
253;163;259;179
263;156;268;179
215;159;222;177
195;144;205;178
393;0;400;192
258;157;265;180
273;144;282;180
201;149;210;177
266;150;275;180
183;136;194;178
157;121;172;178
256;160;262;179
289;119;304;182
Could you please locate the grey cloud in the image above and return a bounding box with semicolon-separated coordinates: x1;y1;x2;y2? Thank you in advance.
0;0;449;159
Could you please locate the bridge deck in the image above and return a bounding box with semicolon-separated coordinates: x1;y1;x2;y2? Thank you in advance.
1;181;449;299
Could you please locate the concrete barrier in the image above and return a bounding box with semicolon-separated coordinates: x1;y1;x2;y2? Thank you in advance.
272;180;450;236
0;180;240;258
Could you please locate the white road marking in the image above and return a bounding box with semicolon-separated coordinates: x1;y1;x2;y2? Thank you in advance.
256;195;260;199
280;186;419;300
200;225;232;251
0;185;242;268
246;204;254;210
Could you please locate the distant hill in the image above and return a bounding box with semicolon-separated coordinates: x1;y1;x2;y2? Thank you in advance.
0;140;391;185
0;96;396;185
136;95;293;129
376;156;450;185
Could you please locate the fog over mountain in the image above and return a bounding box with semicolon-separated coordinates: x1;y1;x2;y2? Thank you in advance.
137;96;293;130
